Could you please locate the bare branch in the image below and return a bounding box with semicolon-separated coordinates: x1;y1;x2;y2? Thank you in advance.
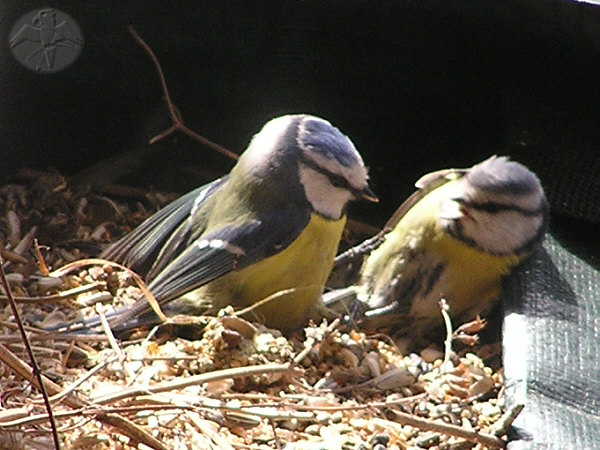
0;249;61;449
128;26;239;161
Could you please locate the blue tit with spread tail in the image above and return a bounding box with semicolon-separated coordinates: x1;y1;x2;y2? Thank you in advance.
98;114;377;332
352;156;547;337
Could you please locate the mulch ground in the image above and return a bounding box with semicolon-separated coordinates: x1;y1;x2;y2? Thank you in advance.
0;169;513;449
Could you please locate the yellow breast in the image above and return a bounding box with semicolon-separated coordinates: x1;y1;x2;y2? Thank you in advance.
183;213;346;331
422;229;522;320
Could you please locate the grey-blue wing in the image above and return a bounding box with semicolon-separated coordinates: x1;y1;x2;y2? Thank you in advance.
107;208;311;328
101;177;227;276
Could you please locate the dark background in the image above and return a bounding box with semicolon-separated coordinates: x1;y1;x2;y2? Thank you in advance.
1;1;599;258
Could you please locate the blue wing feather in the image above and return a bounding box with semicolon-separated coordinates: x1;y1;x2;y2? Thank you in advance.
101;177;227;275
106;208;311;329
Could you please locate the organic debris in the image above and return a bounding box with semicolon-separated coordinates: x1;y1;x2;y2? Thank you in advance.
0;170;516;449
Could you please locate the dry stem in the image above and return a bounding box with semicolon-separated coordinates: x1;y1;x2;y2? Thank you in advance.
127;26;238;161
0;252;60;449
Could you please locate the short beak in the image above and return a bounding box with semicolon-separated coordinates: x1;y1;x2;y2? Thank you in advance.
358;186;379;203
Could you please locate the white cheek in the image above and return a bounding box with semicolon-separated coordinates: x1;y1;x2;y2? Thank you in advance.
462;211;542;254
299;165;352;220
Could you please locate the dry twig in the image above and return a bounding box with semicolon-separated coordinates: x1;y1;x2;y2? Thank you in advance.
234;286;321;324
334;229;387;267
0;342;170;449
389;409;507;448
0;251;61;449
127;26;239;161
34;238;51;276
439;297;453;370
92;362;297;405
0;282;106;304
493;403;525;437
50;258;167;326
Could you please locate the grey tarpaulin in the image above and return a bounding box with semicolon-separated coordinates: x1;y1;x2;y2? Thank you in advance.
502;234;600;449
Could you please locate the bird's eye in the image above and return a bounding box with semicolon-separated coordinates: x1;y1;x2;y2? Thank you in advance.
477;202;504;213
328;173;348;189
467;201;510;213
300;155;352;191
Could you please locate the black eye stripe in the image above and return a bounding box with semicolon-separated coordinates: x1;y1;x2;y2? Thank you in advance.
459;199;543;217
300;156;353;192
328;173;350;188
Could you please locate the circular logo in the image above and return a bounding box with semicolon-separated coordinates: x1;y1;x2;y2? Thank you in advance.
9;8;84;74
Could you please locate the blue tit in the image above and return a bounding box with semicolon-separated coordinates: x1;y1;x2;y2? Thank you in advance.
100;114;377;332
353;156;547;338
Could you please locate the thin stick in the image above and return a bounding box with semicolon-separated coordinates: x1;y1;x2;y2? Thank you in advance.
0;282;106;304
388;410;506;448
334;230;387;266
44;358;115;404
235;285;319;319
0;252;61;449
0;329;108;343
438;298;453;370
96;304;123;357
92;363;297;405
269;418;283;450
34;238;50;276
290;393;427;411
0;404;170;428
50;258;166;325
1;395;427;429
127;26;238;161
0;344;167;449
100;413;169;450
493;403;524;437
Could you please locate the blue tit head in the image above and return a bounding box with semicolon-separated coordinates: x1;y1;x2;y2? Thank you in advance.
238;114;377;220
439;156;548;255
